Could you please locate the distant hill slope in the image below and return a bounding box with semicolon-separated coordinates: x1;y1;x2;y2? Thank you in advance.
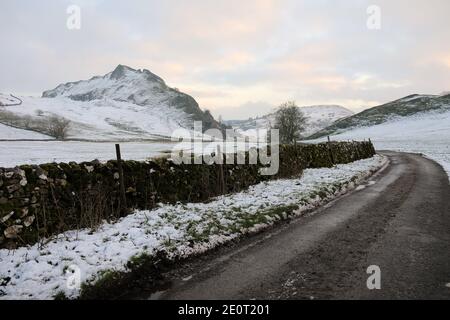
0;94;22;106
225;105;353;139
306;109;450;180
308;94;450;139
0;123;52;140
0;65;224;141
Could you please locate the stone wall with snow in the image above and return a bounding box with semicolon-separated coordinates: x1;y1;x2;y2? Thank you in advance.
0;141;375;249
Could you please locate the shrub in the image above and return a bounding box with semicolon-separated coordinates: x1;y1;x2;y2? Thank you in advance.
46;116;71;140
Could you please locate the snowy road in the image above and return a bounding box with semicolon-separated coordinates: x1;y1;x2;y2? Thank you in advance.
152;152;450;300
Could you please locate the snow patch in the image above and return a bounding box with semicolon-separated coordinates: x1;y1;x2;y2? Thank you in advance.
0;123;52;140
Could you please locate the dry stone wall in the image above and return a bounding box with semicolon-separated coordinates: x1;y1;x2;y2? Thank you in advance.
0;141;375;248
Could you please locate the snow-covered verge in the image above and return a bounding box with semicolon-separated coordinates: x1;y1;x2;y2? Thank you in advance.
0;155;386;300
308;110;450;181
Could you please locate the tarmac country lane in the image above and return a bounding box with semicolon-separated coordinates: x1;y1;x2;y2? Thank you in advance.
149;152;450;300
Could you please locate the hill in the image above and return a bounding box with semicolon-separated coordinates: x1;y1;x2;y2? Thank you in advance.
0;65;224;141
225;105;353;139
308;94;450;139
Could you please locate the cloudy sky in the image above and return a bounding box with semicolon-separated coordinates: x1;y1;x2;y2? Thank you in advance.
1;0;449;119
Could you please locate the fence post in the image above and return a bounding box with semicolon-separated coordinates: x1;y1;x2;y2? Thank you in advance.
217;144;225;194
327;136;334;165
115;144;127;210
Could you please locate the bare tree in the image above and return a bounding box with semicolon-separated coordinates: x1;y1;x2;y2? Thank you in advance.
22;115;33;129
274;101;307;144
47;116;71;140
0;109;20;126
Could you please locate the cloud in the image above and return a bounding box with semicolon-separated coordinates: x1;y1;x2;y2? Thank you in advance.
0;0;449;118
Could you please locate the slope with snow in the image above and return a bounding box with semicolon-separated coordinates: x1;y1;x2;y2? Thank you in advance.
301;105;354;135
0;65;223;141
0;94;21;106
309;93;450;139
308;110;450;180
0;123;52;140
1;95;192;140
225;105;353;140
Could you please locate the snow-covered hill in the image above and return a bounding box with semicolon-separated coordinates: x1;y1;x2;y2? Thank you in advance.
308;93;450;139
300;105;354;135
225;105;353;140
0;93;22;106
0;65;223;141
307;110;450;180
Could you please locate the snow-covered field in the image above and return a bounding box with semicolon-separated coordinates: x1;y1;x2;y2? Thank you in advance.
0;141;178;167
0;140;261;167
0;155;386;300
309;110;450;180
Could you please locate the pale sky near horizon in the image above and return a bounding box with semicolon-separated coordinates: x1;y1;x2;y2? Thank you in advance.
1;0;449;119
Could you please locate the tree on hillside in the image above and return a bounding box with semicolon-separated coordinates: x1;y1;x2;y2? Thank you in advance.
274;101;307;144
47;116;71;140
